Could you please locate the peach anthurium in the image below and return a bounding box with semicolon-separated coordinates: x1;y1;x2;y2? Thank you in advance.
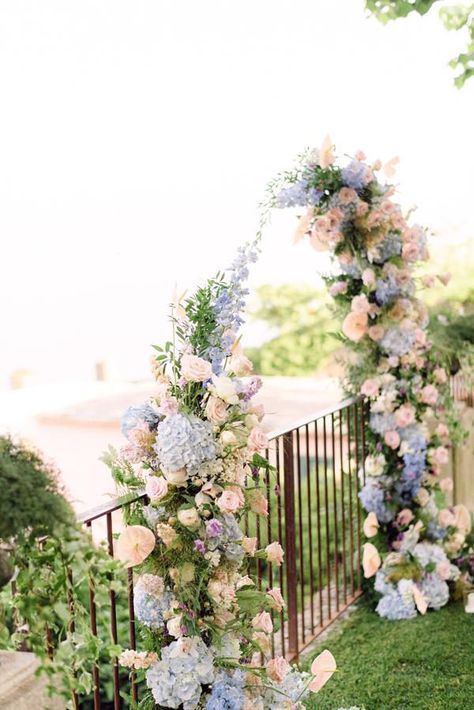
363;511;379;538
453;504;471;535
413;585;428;615
115;525;156;568
362;542;381;578
318;135;335;169
293;208;314;244
308;649;337;693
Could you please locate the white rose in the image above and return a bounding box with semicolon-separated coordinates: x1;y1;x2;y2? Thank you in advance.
221;430;238;446
245;414;260;430
177;507;200;530
365;454;386;477
181;354;213;382
208;375;239;404
205;396;229;425
167;615;184;638
162;467;188;486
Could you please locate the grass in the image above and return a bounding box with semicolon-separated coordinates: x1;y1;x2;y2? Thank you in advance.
305;600;474;710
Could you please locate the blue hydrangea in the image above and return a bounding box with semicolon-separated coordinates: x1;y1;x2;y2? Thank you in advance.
341;160;372;191
146;638;214;710
413;542;447;569
421;573;449;610
155;413;215;474
276;179;323;208
427;521;448;541
359;482;393;523
380;327;416;357
205;670;245;710
370;413;396;435
376;591;417;620
134;587;175;629
374;569;394;596
375;278;400;306
142;504;168;528
395;429;427;501
372;233;402;264
121;403;161;438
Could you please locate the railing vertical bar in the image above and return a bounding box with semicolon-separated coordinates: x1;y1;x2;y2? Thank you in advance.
66;568;79;710
127;568;138;703
346;406;355;596
339;411;348;605
353;402;362;590
322;416;331;620
275;437;285;656
86;521;101;710
106;513;121;710
331;412;339;612
296;427;305;644
314;419;324;626
265;448;275;658
305;423;315;633
283;431;298;658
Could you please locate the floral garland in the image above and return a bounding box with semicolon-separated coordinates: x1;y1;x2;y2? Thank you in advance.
266;137;473;620
105;244;336;709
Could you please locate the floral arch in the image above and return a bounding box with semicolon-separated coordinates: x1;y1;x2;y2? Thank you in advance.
107;138;472;708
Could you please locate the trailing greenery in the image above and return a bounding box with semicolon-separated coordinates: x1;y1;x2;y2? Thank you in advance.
306;600;474;709
366;1;474;87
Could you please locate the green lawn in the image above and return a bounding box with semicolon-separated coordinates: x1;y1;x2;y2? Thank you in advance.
305;600;474;710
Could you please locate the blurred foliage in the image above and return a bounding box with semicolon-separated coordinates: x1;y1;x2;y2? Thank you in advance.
246;283;339;375
366;1;474;86
429;288;474;373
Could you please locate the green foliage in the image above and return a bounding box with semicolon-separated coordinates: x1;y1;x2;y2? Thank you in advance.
0;524;126;708
305;601;474;709
247;283;339;375
366;1;474;86
0;436;74;542
428;288;474;373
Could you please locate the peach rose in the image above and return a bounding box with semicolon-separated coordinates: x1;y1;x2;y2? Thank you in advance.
267;587;286;612
266;656;290;683
342;311;368;342
205;396;229;425
251;611;273;634
420;385;438;406
265;541;284;566
362;542;381;578
242;536;258;555
217;488;245;514
351;295;371;314
397;508;414;527
363;511;379;538
368;324;385;341
229;352;253;376
431;446;449;466
181;354;213;382
453;504;471;534
384;431;400;450
394;404;416;428
249;490;268;516
439;477;453;493
116;525;156;568
438;508;456;528
248;426;269;453
433;367;447;384
145;476;168;502
309;649;337;693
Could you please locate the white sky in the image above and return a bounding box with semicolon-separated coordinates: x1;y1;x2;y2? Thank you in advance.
1;0;473;386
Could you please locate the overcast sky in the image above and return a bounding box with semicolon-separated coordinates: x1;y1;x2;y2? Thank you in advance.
1;0;473;385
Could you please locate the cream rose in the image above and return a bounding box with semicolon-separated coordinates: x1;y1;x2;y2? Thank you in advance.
265;541;284;566
208;375;239;404
177;507;200;530
145;476;168;502
205;396;229;425
181;354;213;382
162;467;188;486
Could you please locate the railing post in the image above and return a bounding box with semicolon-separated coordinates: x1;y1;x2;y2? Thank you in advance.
283;431;298;658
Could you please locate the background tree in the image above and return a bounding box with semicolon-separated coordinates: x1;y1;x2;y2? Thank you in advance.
366;1;474;86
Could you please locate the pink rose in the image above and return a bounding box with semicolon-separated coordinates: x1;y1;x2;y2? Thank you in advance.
394;404;416;428
361;378;379;398
431;446;449;466
266;656;290;683
436;560;451;581
438;508;456;528
342;311;368;342
397;508;414;526
362;542;381;578
351;295;371;314
401;242;419;262
248;427;269;453
242;536;258;555
329;281;348;297
267;587;286;612
145;476;169;502
249;490;268;516
265;541;284;566
436;423;449;439
420;385;438;405
384;431;400;450
181;354;213;382
439;477;453;493
217;488;245;514
368;325;385;341
205;396;229;425
251;611;273;634
433;367;447;384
